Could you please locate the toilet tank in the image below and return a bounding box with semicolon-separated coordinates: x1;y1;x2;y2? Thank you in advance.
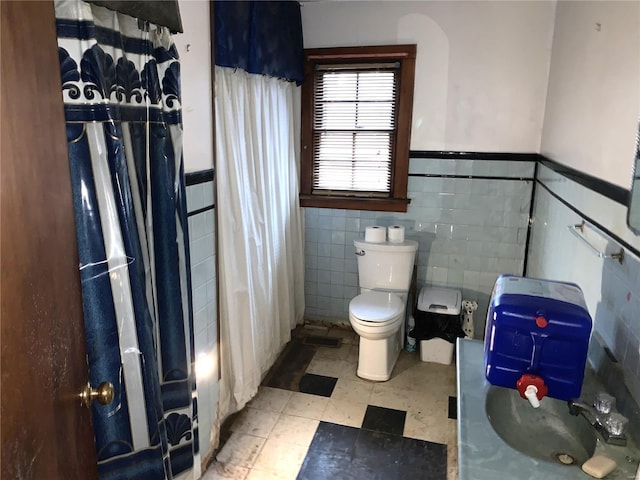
353;239;418;291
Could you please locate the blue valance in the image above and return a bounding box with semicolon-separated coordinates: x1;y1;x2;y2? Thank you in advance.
214;0;304;85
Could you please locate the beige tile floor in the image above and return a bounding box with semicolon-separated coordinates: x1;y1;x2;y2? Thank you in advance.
204;326;459;480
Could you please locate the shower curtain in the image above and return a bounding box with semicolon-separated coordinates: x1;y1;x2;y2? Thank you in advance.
55;1;199;478
215;66;306;419
214;1;306;421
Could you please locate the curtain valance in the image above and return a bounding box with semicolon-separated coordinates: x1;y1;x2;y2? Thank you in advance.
214;1;304;85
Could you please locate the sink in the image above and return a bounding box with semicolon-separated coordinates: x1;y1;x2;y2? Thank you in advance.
486;385;597;465
459;340;640;480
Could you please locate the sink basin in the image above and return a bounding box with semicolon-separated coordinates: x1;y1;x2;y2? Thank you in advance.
486;385;597;465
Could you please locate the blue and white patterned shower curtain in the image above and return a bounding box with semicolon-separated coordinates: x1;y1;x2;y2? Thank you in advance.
55;1;199;479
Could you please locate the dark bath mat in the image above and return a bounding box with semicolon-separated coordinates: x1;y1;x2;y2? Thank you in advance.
299;373;338;397
262;337;316;392
303;336;342;348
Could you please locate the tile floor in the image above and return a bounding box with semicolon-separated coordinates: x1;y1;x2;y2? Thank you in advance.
204;325;459;480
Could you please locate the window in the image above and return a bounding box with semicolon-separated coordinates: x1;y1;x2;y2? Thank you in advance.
300;45;416;212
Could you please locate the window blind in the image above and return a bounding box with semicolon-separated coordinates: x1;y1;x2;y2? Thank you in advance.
312;64;399;195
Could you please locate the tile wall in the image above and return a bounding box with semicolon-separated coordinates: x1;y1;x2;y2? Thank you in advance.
303;156;535;338
186;176;219;459
527;163;640;406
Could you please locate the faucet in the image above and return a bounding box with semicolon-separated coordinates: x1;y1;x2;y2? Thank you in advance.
567;400;598;425
568;398;628;446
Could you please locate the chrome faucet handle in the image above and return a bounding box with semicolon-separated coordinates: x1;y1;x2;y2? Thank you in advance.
601;412;628;446
604;412;629;436
594;392;616;415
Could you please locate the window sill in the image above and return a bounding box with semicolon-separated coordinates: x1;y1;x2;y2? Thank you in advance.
299;194;410;212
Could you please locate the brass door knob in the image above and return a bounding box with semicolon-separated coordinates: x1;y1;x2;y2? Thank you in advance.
80;381;114;408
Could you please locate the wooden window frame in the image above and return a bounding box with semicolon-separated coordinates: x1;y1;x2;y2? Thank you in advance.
300;44;416;212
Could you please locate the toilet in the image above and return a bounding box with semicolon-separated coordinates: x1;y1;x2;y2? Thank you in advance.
349;238;418;381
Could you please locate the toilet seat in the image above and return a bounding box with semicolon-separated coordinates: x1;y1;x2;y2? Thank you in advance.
349;291;403;325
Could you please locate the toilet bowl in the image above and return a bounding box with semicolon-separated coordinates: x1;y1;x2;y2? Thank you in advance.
349;291;406;381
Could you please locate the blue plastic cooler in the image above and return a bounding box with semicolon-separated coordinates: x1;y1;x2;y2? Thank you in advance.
484;275;592;401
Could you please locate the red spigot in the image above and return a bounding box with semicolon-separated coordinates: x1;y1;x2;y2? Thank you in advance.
516;374;548;408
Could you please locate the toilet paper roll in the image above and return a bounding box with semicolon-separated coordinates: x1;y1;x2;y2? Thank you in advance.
388;225;405;243
364;225;386;243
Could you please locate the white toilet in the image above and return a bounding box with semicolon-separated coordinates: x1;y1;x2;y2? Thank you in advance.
349;238;418;381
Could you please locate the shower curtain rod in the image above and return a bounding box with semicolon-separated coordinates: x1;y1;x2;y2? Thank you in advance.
86;0;183;33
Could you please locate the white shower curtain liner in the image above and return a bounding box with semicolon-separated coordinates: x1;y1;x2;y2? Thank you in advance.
215;66;305;424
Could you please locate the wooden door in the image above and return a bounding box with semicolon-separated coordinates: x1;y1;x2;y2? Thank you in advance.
1;2;99;478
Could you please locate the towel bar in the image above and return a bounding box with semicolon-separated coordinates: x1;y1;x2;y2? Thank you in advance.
568;221;625;264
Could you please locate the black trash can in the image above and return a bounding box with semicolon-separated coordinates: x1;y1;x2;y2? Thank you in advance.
410;287;464;364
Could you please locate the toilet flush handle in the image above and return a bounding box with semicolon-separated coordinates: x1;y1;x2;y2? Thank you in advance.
355;249;365;256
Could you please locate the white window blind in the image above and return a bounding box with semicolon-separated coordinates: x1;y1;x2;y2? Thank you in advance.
312;64;399;196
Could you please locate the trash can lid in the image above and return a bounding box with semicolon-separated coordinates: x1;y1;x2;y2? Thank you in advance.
417;287;462;315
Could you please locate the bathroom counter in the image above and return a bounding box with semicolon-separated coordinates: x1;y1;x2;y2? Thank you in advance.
456;339;639;480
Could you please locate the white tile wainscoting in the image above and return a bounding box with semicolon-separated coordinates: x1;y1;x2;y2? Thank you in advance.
528;163;640;407
186;175;219;461
303;155;535;339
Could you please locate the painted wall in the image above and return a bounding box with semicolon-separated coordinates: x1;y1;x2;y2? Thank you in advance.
175;0;218;462
541;0;640;189
301;0;556;153
174;0;214;173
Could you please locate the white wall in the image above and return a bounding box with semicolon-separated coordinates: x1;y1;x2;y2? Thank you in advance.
301;0;556;153
174;0;214;173
541;1;640;189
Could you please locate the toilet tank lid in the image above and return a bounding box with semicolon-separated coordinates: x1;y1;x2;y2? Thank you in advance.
418;287;462;315
354;239;418;252
350;291;404;322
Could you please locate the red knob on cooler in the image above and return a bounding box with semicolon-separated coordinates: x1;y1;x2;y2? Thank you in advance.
516;374;548;400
